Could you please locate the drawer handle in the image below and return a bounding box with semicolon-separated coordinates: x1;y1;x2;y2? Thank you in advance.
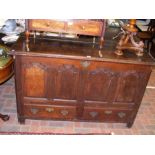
81;61;90;68
45;107;54;113
118;112;126;118
30;108;39;114
104;110;112;115
61;110;69;116
89;111;98;118
81;25;85;30
46;22;50;27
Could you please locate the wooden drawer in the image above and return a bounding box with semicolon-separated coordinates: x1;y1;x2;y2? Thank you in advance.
29;19;65;33
82;106;132;122
24;104;76;120
28;19;103;36
66;20;103;36
23;98;78;106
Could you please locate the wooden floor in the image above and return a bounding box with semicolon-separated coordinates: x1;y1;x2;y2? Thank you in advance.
0;69;155;134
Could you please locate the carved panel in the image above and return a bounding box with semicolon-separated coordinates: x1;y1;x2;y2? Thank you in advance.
22;62;48;97
53;64;80;100
113;70;141;104
83;68;117;102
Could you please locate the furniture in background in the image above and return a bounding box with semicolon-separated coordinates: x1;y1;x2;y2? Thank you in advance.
149;38;155;59
0;46;14;121
136;19;150;25
137;23;155;52
11;20;155;128
26;19;106;49
136;19;151;32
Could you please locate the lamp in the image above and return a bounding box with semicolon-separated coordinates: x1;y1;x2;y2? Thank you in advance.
115;19;144;56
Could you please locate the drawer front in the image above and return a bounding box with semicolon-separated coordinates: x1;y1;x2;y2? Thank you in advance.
24;104;76;120
29;19;65;33
82;106;132;122
66;20;103;36
28;19;103;36
23;98;77;106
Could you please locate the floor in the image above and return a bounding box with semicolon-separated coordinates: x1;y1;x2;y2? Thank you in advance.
0;69;155;135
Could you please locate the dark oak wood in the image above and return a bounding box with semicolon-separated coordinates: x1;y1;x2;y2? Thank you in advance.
11;26;155;128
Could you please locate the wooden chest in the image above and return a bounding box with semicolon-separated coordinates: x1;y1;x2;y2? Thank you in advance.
12;35;154;128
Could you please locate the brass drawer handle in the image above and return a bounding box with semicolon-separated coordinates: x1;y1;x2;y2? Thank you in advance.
30;108;39;114
89;111;98;118
82;25;85;30
45;107;54;113
61;110;69;116
118;112;126;118
104;110;112;115
81;61;90;68
46;22;50;27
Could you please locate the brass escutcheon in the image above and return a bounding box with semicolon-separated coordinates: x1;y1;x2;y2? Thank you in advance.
89;111;98;118
61;110;69;116
81;61;90;68
118;112;126;118
45;107;54;113
30;108;39;114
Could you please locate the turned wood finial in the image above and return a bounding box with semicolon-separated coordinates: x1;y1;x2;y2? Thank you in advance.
25;19;30;43
99;20;106;49
25;30;30;43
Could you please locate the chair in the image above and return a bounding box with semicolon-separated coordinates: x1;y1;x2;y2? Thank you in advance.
137;24;155;52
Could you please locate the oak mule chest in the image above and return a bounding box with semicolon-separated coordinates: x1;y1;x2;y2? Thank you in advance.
11;20;155;128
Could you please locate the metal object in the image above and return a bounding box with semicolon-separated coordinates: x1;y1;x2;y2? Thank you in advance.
89;111;98;118
30;108;39;114
81;61;90;68
61;110;69;116
45;107;54;113
118;112;126;118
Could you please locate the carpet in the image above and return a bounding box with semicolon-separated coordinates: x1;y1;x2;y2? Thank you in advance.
0;132;113;135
